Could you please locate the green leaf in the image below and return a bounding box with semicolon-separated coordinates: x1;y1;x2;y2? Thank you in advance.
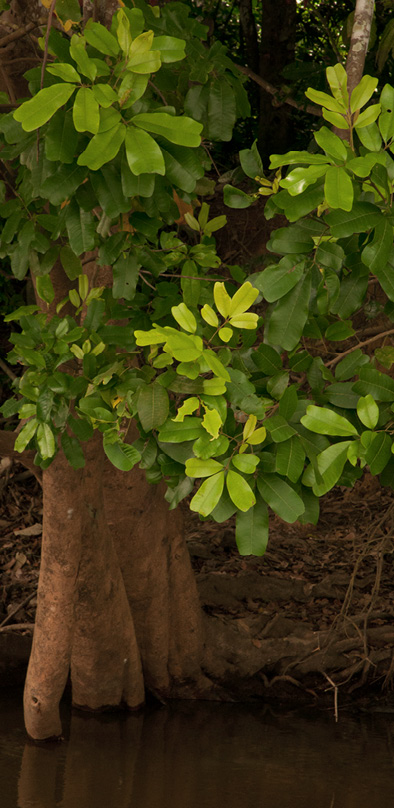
267;273;311;351
90;164;130;219
213;282;231;317
301;405;358;436
61;432;85;469
68;416;93;441
325;321;355;341
186;458;224;477
137;382;169;432
335;349;370;381
40;163;87;205
14;84;76;131
173;397;199;422
257;474;304;523
357;394;379;429
70;34;97;81
267;226;314;255
232;453;259;473
152;35;186;63
37;423;56;459
45;109;78;163
73;87;100;134
305;441;352;496
36;274;54;304
275;436;306;483
265;415;295;443
379;84;394;142
362;219;393;274
251;344;282;374
365;432;392;475
353;367;394;401
14;418;38;452
103;440;141;471
60;245;82;280
171;302;197;333
324;166;353;211
132;112;202;147
357;122;382;151
350;75;378;113
84;20;120;56
257;257;304;302
235;496;269;556
239;140;264;179
77;123;125;170
190;471;225;516
354;104;381;129
202;407;222;439
158;416;204;443
223;185;253;209
314;126;348;161
202;350;231;382
65;200;96;255
226;469;256;512
164;331;203;363
305;86;346;113
46;63;81;83
330;265;368;319
228;281;258;316
125;126;165;176
207;78;236;142
113;253;141;301
324;202;382;238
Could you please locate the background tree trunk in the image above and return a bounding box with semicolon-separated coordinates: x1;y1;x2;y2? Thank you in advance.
345;0;375;98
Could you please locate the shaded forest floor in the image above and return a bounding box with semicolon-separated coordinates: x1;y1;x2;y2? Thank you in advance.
1;462;394;711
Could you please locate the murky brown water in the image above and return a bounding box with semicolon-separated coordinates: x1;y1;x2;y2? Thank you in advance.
1;689;394;808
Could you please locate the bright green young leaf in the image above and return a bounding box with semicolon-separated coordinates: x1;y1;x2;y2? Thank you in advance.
159;416;204;443
243;414;257;441
173;397;199;422
379;84;394;142
214;282;231;317
186;457;224;477
326;63;349;105
152;35;186;63
305;87;346;112
228;281;258;316
127;50;161;74
229;312;258;329
125;126;165;176
14;418;38;452
305;441;352;496
202;407;222;439
357;394;379;429
14;83;76;131
35;274;55;305
92;84;118;108
314;126;348;162
226;469;256;511
171;303;197;333
301;405;358;436
190;471;225;516
257;474;305;523
235;496;269;556
232;453;260;474
218;327;233;342
322;109;349;129
70;34;97;81
354;104;381;129
246;427;267;445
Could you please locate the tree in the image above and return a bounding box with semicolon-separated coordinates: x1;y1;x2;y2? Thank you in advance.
2;0;394;741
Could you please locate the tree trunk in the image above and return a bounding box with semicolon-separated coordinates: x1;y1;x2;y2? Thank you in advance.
346;0;375;98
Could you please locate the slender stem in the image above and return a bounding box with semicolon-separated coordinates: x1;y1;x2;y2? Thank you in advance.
325;328;394;369
236;64;322;118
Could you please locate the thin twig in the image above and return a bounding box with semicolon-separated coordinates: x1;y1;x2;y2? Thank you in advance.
236;64;322;117
0;357;17;381
323;672;339;722
0;622;34;633
325;328;394;369
0;591;37;628
0;22;44;49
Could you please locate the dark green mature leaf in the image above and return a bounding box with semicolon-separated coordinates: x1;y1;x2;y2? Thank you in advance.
362;218;393;273
257;474;305;523
103;440;141;471
235;495;269;555
61;432;85;469
90;165;130;218
324;166;353;211
14;83;76;131
335;349;370;380
325;382;359;408
77;123;126;170
84;19;120;56
137;382;169;431
112;253;141;300
374;248;394;302
267;225;314;255
275;436;306;482
252;344;282;374
223;185;253;208
301;405;358;436
303;441;352;496
330;265;368;319
267;273;311;351
353;367;394;401
40;163;87;205
158;417;205;443
207;78;236;142
45;109;78;163
65;200;96;255
324;202;382;238
257;257;305;302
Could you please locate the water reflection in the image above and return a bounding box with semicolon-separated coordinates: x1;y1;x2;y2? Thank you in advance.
1;693;394;808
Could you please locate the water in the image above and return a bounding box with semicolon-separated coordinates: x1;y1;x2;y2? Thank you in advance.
1;689;394;808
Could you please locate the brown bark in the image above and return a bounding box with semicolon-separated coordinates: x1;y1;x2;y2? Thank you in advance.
23;451;83;740
238;0;259;76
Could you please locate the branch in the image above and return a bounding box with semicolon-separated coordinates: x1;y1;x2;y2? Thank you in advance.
236;64;322;117
0;429;42;483
325;328;394;369
0;21;44;49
